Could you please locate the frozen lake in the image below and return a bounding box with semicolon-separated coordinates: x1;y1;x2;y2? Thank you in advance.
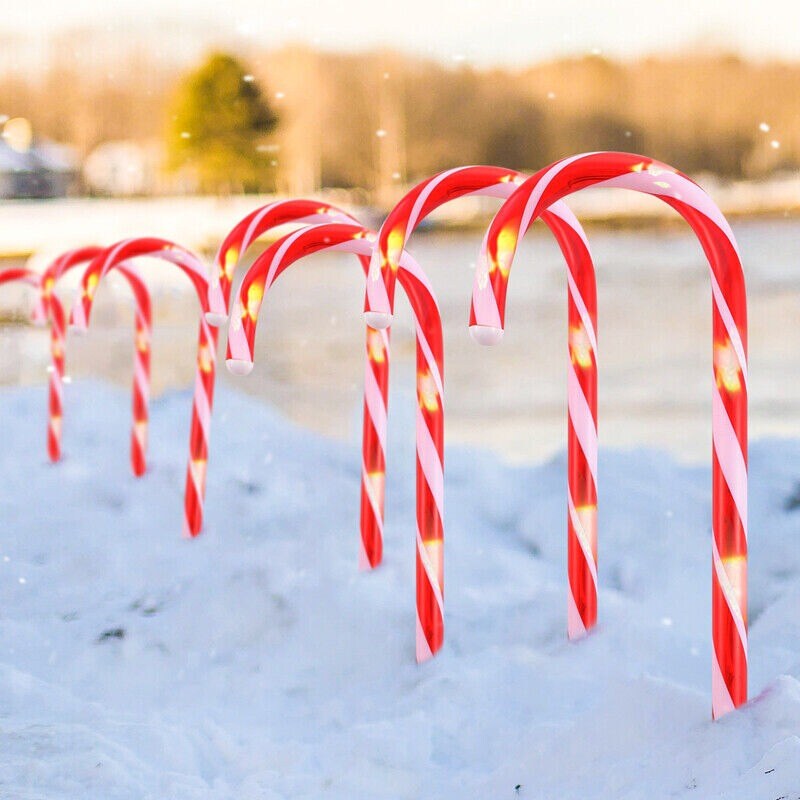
2;216;799;463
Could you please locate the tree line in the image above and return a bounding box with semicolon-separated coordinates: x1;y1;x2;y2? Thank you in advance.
1;45;797;196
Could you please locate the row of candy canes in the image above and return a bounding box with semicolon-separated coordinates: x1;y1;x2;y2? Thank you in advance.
364;152;747;719
219;222;445;661
13;241;213;537
362;166;599;639
205;201;445;660
4;150;745;719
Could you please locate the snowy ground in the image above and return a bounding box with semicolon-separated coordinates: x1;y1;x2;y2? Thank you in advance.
1;381;799;799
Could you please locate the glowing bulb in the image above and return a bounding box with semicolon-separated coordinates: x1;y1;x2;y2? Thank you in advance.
85;272;99;300
714;340;742;393
224;247;239;280
367;329;387;363
198;344;214;373
494;226;518;276
418;370;440;412
386;227;405;271
569;326;593;368
575;504;598;562
365;470;385;510
722;554;747;618
246;282;264;320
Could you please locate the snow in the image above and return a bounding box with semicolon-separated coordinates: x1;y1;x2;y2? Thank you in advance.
1;380;799;798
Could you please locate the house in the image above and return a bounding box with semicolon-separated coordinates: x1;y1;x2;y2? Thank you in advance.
0;138;80;199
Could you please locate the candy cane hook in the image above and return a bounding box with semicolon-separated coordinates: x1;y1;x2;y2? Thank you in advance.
225;223;445;662
70;238;217;538
471;152;747;719
210;199;390;569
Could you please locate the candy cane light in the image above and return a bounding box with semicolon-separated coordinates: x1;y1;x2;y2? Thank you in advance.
210;199;390;570
225;223;445;662
208;198;368;324
366;165;599;640
42;247;153;474
70;238;217;538
470;152;747;719
0;267;66;461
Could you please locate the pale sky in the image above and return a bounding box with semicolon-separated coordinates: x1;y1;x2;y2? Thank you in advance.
3;0;800;65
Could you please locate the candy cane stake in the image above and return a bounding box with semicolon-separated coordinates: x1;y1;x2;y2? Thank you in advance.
471;152;747;719
0;268;66;462
225;223;445;662
210;199;390;569
42;247;153;474
368;166;599;639
70;238;217;538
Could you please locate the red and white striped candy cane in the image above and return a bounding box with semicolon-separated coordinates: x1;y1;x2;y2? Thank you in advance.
225;223;445;661
208;199;366;324
0;267;66;462
366;165;599;639
70;238;217;538
210;199;390;569
470;152;748;719
42;247;153;474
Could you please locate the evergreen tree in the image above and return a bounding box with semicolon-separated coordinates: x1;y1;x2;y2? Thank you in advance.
167;53;278;193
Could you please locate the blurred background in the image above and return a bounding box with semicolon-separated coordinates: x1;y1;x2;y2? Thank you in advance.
1;1;799;462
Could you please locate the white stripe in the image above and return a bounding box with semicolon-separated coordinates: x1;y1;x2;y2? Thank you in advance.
50;373;63;403
200;320;218;364
188;459;206;504
711;647;737;718
712;538;748;663
405;167;467;238
241;201;283;253
415;407;445;517
264;228;317;289
193;373;212;442
101;240;131;278
415;327;444;407
416;526;445;617
150;247;209;283
363;357;388;447
710;270;748;389
567;364;598;486
519;154;599;236
546;201;592;251
568;493;598;588
711;387;748;541
567;586;588;640
595;170;739;256
566;269;598;358
361;465;385;533
398;252;438;307
416;613;435;660
134;355;150;405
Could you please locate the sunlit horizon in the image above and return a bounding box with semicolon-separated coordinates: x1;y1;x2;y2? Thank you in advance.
3;0;800;67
